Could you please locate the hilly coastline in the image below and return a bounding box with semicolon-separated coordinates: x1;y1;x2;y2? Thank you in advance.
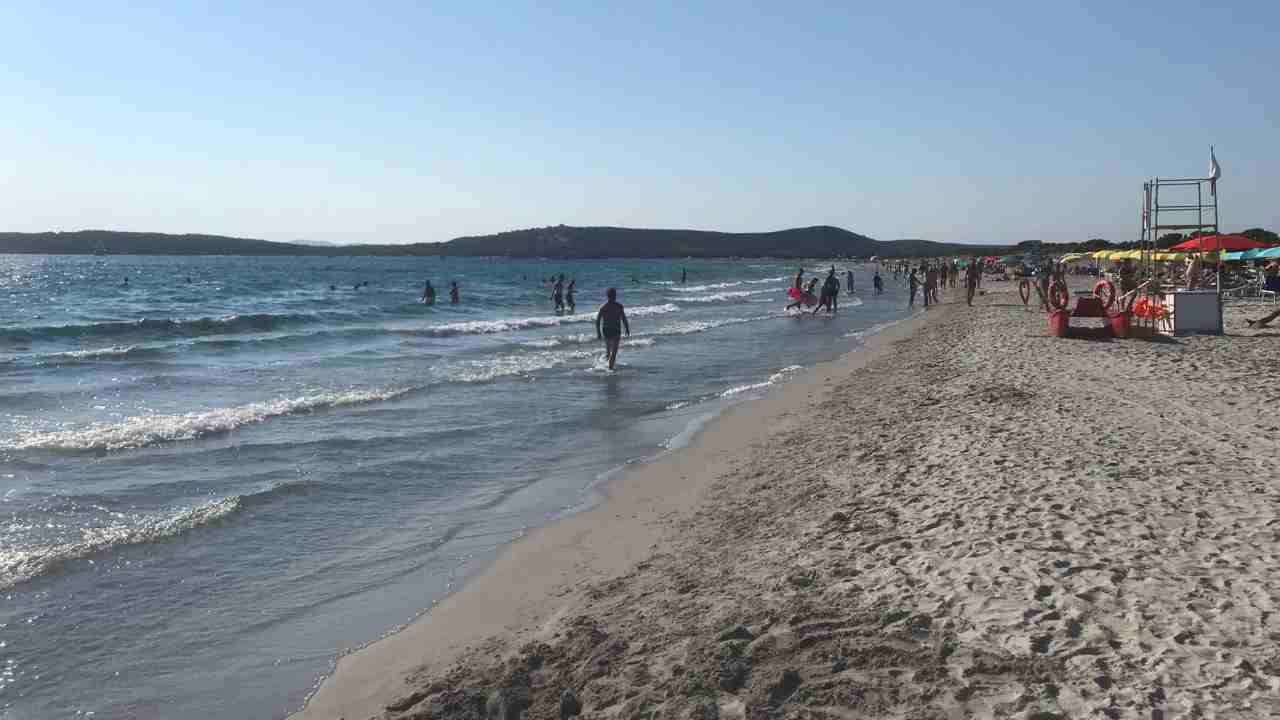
0;227;1012;259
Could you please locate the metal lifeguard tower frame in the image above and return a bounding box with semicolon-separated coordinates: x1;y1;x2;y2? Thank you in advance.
1135;158;1224;334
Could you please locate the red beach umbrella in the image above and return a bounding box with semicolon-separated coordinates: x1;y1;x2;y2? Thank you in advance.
1170;234;1271;252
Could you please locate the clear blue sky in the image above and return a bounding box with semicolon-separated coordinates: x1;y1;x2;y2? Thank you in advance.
2;2;1276;245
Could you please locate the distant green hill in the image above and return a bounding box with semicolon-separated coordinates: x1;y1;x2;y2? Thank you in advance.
0;226;1016;258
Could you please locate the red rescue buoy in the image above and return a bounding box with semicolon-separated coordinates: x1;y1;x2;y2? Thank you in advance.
1093;279;1116;311
1048;281;1070;311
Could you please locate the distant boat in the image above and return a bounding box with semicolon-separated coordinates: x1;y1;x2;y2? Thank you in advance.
92;239;109;255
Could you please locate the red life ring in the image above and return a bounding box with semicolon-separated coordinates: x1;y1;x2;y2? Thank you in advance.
1093;279;1116;310
1048;281;1070;311
1018;279;1031;305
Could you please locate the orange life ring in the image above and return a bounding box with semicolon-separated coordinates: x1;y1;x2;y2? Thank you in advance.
1048;281;1070;311
1093;279;1116;310
1018;279;1031;305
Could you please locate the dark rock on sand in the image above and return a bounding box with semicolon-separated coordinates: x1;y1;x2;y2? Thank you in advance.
487;686;530;720
559;689;581;719
717;625;756;643
718;658;751;691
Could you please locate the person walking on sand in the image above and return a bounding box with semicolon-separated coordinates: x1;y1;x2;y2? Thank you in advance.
965;259;981;306
908;269;919;307
449;281;460;304
422;280;436;305
596;288;630;371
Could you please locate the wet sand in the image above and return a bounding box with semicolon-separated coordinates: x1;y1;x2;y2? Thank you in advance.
296;282;1280;720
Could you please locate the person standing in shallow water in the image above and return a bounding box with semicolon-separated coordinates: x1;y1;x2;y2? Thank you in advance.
422;280;436;304
846;269;855;295
681;268;687;284
908;269;919;307
566;278;576;314
552;274;565;312
449;281;460;304
595;287;630;371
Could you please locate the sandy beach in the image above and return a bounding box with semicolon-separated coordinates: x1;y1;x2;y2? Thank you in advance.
296;282;1280;720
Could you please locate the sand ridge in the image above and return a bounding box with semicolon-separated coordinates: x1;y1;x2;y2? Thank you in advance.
308;283;1280;719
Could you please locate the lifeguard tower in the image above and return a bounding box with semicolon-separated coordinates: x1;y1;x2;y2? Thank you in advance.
1134;151;1224;335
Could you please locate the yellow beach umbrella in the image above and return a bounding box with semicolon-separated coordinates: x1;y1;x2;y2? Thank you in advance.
1059;253;1086;263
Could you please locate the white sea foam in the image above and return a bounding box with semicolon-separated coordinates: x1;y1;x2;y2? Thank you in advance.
422;304;679;337
520;314;778;348
0;495;244;590
8;388;413;452
447;339;658;383
744;275;790;284
671;281;745;292
49;345;140;361
719;365;803;398
681;289;778;303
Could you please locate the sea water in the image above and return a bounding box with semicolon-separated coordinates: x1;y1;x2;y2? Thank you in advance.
0;255;912;718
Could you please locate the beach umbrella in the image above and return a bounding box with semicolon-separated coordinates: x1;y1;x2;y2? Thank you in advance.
1258;247;1280;259
1090;250;1113;260
1155;252;1187;263
1222;251;1244;262
1059;253;1086;263
1170;234;1271;252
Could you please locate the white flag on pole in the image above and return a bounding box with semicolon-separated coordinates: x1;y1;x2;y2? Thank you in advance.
1209;146;1221;195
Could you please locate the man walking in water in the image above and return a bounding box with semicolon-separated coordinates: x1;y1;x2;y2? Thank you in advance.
873;270;883;295
681;268;687;284
909;269;919;307
422;280;436;304
595;288;630;371
449;281;460;304
552;274;565;312
846;268;855;295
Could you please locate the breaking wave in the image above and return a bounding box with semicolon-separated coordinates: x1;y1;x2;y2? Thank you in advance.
0;480;327;590
719;365;804;398
411;304;680;337
8;388;414;452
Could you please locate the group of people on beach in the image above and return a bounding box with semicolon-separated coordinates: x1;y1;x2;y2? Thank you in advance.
420;280;460;305
786;266;883;314
550;274;576;313
906;258;983;308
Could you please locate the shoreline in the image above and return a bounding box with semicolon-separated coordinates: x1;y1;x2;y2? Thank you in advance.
296;285;1280;719
292;303;937;719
